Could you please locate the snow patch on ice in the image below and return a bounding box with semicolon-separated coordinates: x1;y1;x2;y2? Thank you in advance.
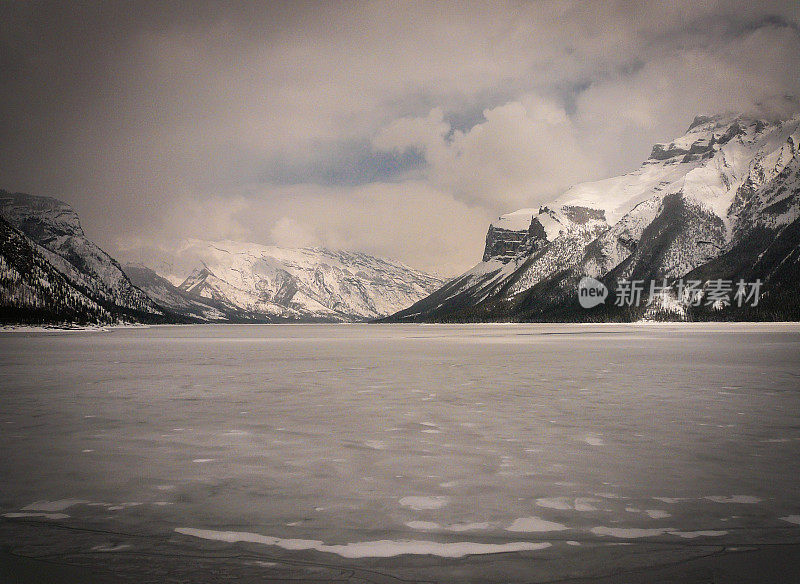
645;509;671;519
3;512;70;520
448;522;491;532
506;517;568;532
592;526;728;539
653;497;691;504
668;530;727;539
174;528;550;558
91;544;132;552
406;521;439;530
781;516;800;525
536;497;572;510
399;496;450;510
704;495;762;504
22;499;86;512
536;497;598;512
574;498;599;512
591;527;671;538
595;492;625;499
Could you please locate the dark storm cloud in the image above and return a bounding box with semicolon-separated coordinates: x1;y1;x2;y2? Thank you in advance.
255;141;425;187
1;1;799;275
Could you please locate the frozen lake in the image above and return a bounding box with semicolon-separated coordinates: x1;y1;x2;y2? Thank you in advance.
2;323;800;582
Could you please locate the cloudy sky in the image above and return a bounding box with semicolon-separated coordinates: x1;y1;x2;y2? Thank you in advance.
2;1;799;276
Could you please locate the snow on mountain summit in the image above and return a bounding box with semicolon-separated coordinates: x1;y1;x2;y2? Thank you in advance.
0;190;443;325
158;239;444;322
391;111;800;322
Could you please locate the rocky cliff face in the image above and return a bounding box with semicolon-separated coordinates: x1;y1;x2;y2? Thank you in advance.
0;191;167;323
389;112;800;322
482;224;531;262
0;216;113;323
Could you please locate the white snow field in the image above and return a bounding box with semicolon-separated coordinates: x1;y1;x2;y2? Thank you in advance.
1;323;800;582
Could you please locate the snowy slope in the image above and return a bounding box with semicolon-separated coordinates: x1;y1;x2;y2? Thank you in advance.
390;112;800;322
122;264;241;322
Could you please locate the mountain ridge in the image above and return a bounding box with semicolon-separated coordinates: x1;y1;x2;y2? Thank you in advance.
0;190;174;324
157;238;444;322
387;112;800;322
0;190;443;324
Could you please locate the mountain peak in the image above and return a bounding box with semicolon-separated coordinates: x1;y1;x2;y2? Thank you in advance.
392;108;800;323
0;190;85;238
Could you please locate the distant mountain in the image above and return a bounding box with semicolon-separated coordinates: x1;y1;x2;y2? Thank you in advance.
388;112;800;322
121;263;242;323
150;240;443;322
0;189;442;324
0;191;170;324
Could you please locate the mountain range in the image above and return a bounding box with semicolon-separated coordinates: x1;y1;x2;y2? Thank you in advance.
124;240;442;323
3;111;799;325
0;191;442;324
388;113;800;322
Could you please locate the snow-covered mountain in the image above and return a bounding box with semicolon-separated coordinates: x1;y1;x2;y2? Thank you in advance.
389;112;800;322
0;191;443;324
0;191;168;324
121;263;241;323
153;240;443;322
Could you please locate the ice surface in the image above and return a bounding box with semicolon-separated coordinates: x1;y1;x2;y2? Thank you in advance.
1;323;799;579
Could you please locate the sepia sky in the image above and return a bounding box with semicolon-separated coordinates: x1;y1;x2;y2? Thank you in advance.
2;1;799;276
